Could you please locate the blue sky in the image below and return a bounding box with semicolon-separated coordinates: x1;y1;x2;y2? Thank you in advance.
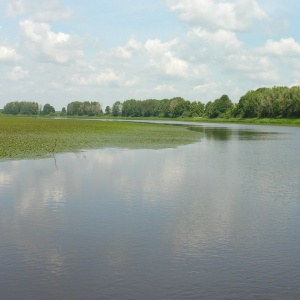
1;0;300;110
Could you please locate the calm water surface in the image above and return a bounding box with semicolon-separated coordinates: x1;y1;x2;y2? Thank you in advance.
1;123;300;299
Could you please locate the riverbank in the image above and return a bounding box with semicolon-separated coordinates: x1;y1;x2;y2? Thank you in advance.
97;115;300;126
2;112;300;126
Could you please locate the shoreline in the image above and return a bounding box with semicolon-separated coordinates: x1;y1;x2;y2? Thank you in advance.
2;113;300;127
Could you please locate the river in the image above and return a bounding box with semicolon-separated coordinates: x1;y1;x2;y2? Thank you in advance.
1;122;300;299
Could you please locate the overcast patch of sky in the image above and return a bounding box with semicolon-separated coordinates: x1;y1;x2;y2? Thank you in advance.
0;0;300;110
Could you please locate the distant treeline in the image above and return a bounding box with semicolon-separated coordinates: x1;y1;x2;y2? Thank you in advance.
3;101;40;115
2;101;57;115
107;95;232;118
67;101;102;116
233;86;300;118
108;86;300;118
2;101;102;116
2;86;300;118
108;98;205;118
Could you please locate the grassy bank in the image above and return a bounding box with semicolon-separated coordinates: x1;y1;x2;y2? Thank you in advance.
2;112;300;126
0;116;202;161
96;115;300;126
187;117;300;126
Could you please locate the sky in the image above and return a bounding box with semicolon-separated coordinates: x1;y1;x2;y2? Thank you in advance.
0;0;300;110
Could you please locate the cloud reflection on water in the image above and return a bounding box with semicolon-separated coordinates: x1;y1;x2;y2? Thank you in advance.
0;147;192;278
1;124;300;299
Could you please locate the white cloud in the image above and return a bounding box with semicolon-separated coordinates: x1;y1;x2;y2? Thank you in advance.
124;77;139;87
248;71;279;82
34;7;72;22
225;53;279;82
49;81;62;89
0;0;298;109
126;37;144;52
75;60;97;72
144;38;178;54
0;46;21;62
6;0;26;17
20;19;83;64
6;0;72;21
111;38;144;60
140;38;190;78
112;37;190;78
227;54;271;72
7;66;29;81
20;19;49;43
112;46;132;59
264;38;300;57
149;51;189;78
290;78;300;88
71;69;121;86
154;84;177;92
194;82;218;93
188;28;242;50
167;0;268;32
191;64;210;79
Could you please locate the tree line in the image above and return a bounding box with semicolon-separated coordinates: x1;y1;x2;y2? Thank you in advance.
107;86;300;119
2;86;300;118
233;86;300;118
2;101;41;115
2;101;103;116
2;101;57;115
109;98;205;118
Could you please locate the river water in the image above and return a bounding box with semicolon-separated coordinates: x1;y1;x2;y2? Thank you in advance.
1;122;300;299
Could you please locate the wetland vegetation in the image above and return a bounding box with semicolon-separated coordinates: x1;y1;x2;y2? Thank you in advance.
0;116;202;161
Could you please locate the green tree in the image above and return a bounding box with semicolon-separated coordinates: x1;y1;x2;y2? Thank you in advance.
66;101;101;116
172;99;189;117
190;101;204;117
42;103;55;115
3;101;39;115
234;90;259;118
140;99;160;117
169;97;185;117
234;86;300;118
155;99;171;117
61;107;66;115
67;101;82;115
122;99;139;117
112;101;122;116
105;106;111;115
3;102;19;114
205;95;233;118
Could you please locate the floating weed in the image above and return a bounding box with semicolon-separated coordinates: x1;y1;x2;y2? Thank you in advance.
0;116;202;161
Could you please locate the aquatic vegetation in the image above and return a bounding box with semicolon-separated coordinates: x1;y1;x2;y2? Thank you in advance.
0;116;202;161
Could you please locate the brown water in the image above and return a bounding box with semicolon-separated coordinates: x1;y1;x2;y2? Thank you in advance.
1;123;300;299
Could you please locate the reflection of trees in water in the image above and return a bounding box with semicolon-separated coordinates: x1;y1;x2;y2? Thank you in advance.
203;128;233;141
188;126;282;141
